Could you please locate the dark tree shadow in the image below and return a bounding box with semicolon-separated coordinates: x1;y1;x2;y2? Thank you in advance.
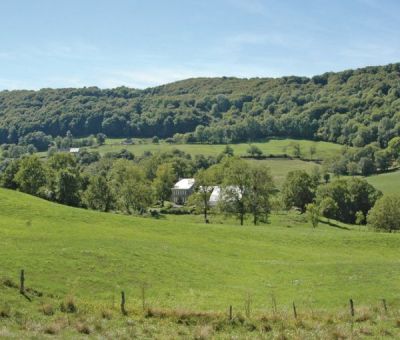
320;219;350;230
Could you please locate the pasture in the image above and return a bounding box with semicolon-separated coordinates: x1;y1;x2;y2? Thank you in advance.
365;170;400;195
90;138;343;159
1;188;400;337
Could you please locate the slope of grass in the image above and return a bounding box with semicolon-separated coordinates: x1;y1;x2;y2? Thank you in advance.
91;138;343;159
365;170;400;195
1;188;399;313
2;188;400;337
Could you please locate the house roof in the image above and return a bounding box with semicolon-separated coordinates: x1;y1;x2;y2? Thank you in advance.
173;178;195;190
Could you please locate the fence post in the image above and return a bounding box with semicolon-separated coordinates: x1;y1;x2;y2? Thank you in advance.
293;302;297;319
121;291;127;315
19;269;25;294
229;305;232;320
349;299;354;317
382;299;387;313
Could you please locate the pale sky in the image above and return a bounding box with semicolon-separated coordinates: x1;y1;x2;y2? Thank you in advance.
0;0;399;89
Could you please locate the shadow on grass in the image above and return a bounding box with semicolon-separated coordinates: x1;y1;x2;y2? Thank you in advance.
320;219;350;230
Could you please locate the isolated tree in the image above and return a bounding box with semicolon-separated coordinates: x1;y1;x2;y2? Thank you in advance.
290;142;301;158
306;203;320;228
323;172;330;184
14;155;47;195
246;164;274;225
309;144;317;160
153;163;175;206
96;133;107;145
83;175;115;212
281;170;314;212
220;158;250;225
247;145;263;158
193;168;216;223
368;195;400;232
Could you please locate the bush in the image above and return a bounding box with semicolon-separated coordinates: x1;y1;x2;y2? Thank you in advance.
368;195;400;232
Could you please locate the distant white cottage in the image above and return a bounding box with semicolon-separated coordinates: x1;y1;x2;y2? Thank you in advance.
69;147;80;154
171;178;195;205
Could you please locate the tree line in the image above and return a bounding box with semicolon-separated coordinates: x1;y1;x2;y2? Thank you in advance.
0;63;399;148
1;147;398;232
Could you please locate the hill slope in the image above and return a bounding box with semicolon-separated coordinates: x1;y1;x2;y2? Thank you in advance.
0;63;399;147
1;188;400;312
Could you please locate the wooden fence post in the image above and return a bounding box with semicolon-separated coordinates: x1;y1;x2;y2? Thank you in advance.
349;299;354;317
121;291;127;315
382;299;387;313
293;302;297;319
229;305;233;320
19;269;25;294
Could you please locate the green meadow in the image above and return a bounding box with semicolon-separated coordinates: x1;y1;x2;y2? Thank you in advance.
90;138;343;159
1;189;400;337
1;188;399;311
365;170;400;195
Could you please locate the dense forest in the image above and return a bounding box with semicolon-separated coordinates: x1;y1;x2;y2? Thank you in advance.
0;63;400;147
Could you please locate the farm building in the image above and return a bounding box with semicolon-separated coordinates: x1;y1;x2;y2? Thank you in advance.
69;147;80;153
171;178;195;205
209;186;241;207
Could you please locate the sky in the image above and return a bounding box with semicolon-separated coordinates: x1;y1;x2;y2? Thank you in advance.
0;0;399;90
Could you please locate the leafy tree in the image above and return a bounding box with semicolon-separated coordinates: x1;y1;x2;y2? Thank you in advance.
358;157;376;176
193;168;216;223
368;195;400;232
0;159;20;189
374;150;391;171
281;170;315;212
316;177;381;224
306;203;320;228
247;145;263;158
96;133;107;145
246;164;274;225
309;144;317;160
153;163;175;206
14;155;47;195
319;197;338;222
110;160;153;214
355;211;365;225
290;142;301;158
220;158;250;226
54;169;81;206
83;175;115;212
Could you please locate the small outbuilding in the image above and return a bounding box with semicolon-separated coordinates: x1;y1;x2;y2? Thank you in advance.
69;147;80;154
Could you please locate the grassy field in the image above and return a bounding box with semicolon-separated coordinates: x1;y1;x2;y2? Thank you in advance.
89;138;344;159
1;189;400;337
247;159;320;188
365;170;400;195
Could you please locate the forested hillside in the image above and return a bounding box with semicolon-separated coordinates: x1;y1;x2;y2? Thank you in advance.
1;63;399;147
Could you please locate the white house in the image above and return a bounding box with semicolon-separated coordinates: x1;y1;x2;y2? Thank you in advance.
69;147;80;154
171;178;195;205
